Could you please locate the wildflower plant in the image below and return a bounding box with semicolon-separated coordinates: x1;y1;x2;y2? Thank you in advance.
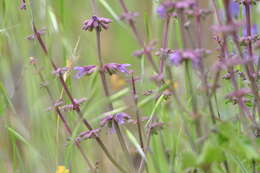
2;0;260;173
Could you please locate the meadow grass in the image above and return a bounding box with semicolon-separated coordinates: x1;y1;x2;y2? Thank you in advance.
1;0;260;173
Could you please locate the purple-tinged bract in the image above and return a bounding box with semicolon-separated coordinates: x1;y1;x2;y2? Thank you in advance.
74;65;96;79
104;63;131;75
82;16;112;32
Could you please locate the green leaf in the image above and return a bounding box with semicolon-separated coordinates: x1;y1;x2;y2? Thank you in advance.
7;127;30;146
181;151;197;169
198;141;225;165
125;129;146;161
145;94;164;127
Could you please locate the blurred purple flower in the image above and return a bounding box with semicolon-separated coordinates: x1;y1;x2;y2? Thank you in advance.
20;1;26;10
243;24;258;36
120;11;139;21
101;112;131;132
212;22;241;34
226;88;251;99
157;5;167;18
27;28;46;40
59;98;87;112
168;49;209;66
74;65;96;79
133;41;156;57
53;67;69;76
82;16;112;32
150;122;164;135
214;57;248;70
169;51;182;65
230;1;240;18
103;63;131;75
175;0;196;10
75;128;101;143
156;1;175;18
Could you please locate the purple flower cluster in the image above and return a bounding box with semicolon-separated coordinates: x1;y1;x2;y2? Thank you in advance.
75;128;101;143
101;112;131;127
27;28;46;40
74;65;97;79
103;63;131;75
82;16;112;32
230;1;240;18
168;49;210;66
242;24;258;36
100;112;131;133
156;1;175;18
53;67;69;76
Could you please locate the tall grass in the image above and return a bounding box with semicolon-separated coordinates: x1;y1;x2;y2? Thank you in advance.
1;0;260;172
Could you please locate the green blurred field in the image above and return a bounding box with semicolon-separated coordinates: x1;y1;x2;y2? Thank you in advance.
1;0;260;173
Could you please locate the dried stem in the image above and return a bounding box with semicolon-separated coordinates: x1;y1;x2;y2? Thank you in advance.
131;74;144;150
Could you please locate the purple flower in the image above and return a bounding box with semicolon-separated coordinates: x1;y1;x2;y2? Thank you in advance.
103;63;131;75
168;49;208;66
82;16;112;32
156;1;175;18
100;112;131;132
226;88;251;99
53;67;69;76
133;41;156;57
59;98;87;112
214;57;248;70
27;28;46;40
150;122;164;135
175;0;196;10
120;11;139;21
74;65;96;79
211;22;242;34
169;51;182;65
242;24;258;36
20;1;26;10
75;128;101;143
157;5;167;18
230;1;240;18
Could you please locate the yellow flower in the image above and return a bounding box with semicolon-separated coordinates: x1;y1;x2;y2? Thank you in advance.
110;74;126;90
165;80;178;89
55;165;70;173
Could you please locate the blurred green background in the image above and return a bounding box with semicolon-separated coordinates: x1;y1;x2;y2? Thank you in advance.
1;0;260;172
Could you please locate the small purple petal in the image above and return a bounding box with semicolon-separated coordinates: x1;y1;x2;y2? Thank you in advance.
74;65;96;79
243;24;258;36
156;5;167;18
169;51;182;65
230;1;240;18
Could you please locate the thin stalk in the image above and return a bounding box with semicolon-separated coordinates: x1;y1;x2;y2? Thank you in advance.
244;2;254;60
131;74;144;150
137;123;153;173
160;16;170;75
32;23;127;173
194;3;216;124
166;65;197;152
184;61;200;136
95;30;132;168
